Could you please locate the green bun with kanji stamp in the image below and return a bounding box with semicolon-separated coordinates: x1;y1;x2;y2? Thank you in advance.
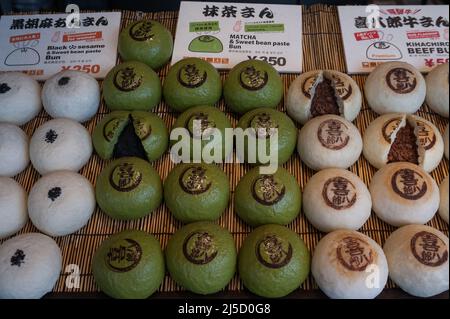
238;224;310;298
92;111;168;162
235;167;301;227
165;222;237;295
95;157;163;220
92;230;165;299
103;61;162;111
163;58;222;112
224;59;283;114
164;163;230;223
237;108;297;165
118;19;173;70
170;106;233;161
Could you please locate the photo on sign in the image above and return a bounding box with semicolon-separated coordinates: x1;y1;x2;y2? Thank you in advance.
188;21;224;53
5;35;41;67
366;32;403;60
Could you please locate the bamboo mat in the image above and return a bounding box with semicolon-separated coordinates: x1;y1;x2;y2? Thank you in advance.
2;5;449;296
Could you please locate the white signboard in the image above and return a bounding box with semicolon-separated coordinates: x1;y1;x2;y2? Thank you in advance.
0;12;121;80
338;5;449;73
172;1;302;73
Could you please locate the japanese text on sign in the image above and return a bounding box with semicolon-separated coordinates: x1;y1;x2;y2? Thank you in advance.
9;16;109;29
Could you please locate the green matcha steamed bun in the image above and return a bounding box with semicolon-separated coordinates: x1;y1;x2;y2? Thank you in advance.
237;108;297;165
92;230;165;299
95;157;162;220
239;224;310;298
118;19;173;70
171;106;233;161
163;58;222;112
165;222;237;295
164;163;229;223
93;111;168;162
235;167;301;227
224;60;283;114
103;61;162;111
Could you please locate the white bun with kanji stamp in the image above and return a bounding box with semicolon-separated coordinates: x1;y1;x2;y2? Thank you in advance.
383;225;449;298
365;62;426;115
369;162;439;227
297;114;362;171
312;230;388;299
303;168;371;233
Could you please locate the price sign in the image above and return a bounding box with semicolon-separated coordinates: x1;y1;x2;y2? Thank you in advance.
0;12;121;80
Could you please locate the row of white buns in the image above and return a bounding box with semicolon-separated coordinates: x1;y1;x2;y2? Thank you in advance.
311;225;448;299
286;62;449;125
0;70;100;125
0;119;92;178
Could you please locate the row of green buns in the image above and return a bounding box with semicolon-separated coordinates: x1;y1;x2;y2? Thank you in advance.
94;158;302;226
92;105;298;165
90;224;309;299
102;58;283;114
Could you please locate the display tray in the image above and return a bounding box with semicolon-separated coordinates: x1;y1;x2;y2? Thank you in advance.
2;5;449;299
